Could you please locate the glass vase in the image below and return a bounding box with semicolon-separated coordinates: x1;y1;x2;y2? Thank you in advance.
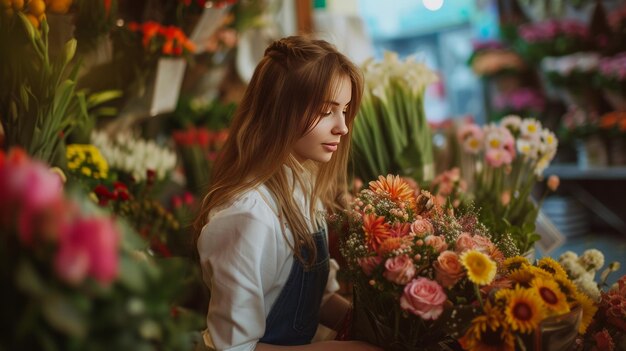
531;305;583;351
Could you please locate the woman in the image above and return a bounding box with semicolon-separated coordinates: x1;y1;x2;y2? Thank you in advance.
196;36;380;351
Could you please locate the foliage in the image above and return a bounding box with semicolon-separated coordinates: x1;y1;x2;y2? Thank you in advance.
352;52;438;183
0;148;203;351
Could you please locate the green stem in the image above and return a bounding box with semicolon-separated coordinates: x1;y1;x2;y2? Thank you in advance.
474;283;484;309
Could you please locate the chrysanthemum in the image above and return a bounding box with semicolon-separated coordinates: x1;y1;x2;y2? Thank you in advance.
459;307;515;351
460;250;497;285
537;257;568;278
377;237;410;257
571;291;598;334
531;277;570;315
362;213;391;251
368;174;416;209
501;287;545;334
503;256;530;273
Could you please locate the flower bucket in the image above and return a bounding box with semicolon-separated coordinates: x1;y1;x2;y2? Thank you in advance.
531;305;582;351
576;136;608;169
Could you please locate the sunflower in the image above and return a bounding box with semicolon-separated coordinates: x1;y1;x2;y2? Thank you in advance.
503;256;530;273
459;309;515;351
507;268;535;287
531;277;570;315
502;287;545;334
368;174;416;210
362;214;392;251
554;275;579;297
461;250;497;285
537;257;568;278
571;291;598;334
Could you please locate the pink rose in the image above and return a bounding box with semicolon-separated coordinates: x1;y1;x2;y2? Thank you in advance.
472;235;495;251
410;217;434;237
358;256;382;276
400;277;447;320
424;235;448;253
55;216;120;285
455;232;475;253
434;250;465;288
383;255;416;285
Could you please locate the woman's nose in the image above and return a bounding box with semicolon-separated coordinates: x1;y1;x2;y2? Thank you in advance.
332;114;348;135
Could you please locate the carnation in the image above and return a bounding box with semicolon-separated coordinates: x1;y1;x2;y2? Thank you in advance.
579;249;605;272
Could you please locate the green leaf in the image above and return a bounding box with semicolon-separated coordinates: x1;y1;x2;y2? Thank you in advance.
86;90;123;108
118;255;147;292
19;86;30;112
17;12;36;43
15;260;46;297
42;293;87;338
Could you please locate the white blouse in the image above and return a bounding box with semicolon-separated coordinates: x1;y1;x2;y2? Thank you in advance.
197;183;340;351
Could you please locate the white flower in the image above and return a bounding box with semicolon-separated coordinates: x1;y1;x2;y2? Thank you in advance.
520;118;542;140
559;258;586;279
579;249;605;272
500;115;522;133
517;139;539;160
574;276;601;301
539;129;558;155
559;251;578;261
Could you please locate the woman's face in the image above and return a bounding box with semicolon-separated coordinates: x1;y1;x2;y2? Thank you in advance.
292;75;352;163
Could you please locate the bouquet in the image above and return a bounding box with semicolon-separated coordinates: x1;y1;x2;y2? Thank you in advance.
596;53;626;96
0;148;202;350
560;106;600;143
517;20;590;63
329;175;520;350
457;115;559;254
352;52;438;183
459;256;597;350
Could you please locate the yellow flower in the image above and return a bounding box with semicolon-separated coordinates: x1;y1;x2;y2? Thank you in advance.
554;275;578;297
461;250;497;285
81;166;92;177
531;277;570;315
459;304;515;351
507;267;535;287
571;291;597;334
537;257;567;278
503;256;530;273
502;287;544;334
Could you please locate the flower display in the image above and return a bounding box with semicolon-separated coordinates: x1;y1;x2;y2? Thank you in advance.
330;174;518;350
91;131;177;182
353;52;439;183
560;106;600;142
127;21;196;57
492;88;546;120
517;19;591;62
457;115;559;254
66;144;109;181
459;257;598;350
0;148;203;350
542;52;601;88
468;41;526;77
596;53;626;93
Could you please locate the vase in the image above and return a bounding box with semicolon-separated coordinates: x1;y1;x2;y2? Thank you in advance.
531;305;583;351
576;137;608;169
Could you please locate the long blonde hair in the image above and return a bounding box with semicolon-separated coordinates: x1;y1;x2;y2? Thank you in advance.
195;36;363;266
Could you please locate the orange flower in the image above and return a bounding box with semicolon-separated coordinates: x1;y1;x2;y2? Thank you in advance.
600;112;619;129
369;174;416;209
377;237;411;256
362;213;391;251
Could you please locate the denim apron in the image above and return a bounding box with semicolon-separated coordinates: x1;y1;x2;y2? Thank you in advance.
259;227;329;345
256;190;330;345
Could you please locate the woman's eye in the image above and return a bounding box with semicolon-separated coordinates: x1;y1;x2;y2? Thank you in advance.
322;111;332;116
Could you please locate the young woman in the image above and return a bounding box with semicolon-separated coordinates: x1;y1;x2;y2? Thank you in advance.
196;36;380;351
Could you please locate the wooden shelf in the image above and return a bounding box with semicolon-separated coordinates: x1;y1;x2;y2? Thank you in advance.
545;164;626;180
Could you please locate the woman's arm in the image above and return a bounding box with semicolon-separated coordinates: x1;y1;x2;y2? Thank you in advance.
256;341;381;351
319;293;351;331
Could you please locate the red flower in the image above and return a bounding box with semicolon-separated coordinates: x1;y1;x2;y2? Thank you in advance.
592;329;614;351
362;214;391;251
